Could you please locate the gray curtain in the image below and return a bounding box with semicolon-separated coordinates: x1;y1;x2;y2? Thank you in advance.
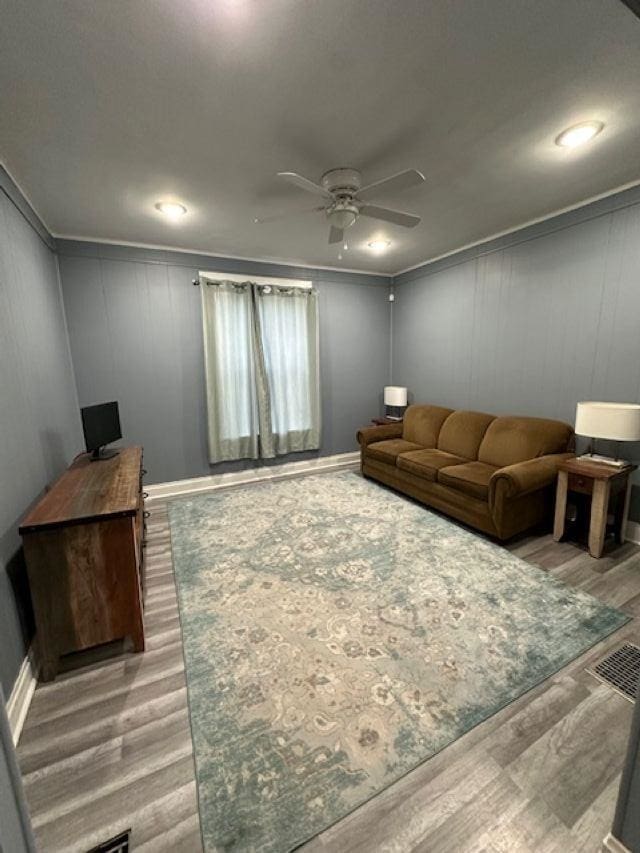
201;278;320;463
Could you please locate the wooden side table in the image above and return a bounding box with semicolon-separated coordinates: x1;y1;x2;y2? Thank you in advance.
553;458;636;558
371;417;403;426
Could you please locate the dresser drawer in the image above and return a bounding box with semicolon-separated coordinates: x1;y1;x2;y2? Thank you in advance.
568;472;593;495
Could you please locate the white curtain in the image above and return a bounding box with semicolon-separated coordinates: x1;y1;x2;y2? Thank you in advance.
201;278;320;463
201;283;262;462
256;286;320;455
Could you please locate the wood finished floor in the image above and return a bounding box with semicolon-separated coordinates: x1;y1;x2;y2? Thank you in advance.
17;495;640;853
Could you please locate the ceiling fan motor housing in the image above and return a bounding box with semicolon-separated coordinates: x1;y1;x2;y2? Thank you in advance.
321;167;362;197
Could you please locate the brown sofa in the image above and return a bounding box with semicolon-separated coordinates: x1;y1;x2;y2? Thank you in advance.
357;405;575;540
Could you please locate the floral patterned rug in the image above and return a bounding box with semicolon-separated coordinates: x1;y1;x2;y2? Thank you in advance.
168;471;628;852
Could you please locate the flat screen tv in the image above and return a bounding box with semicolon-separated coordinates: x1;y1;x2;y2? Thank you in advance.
81;401;122;460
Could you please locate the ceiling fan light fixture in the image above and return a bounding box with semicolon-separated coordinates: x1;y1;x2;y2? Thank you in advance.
155;201;187;220
327;206;358;231
368;239;391;253
555;121;604;148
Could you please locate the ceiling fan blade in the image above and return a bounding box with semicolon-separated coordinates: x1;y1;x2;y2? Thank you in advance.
254;205;325;224
359;204;421;228
357;168;425;200
277;171;333;199
328;225;344;245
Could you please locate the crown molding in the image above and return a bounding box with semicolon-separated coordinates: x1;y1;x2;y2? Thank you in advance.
53;234;392;283
0;162;55;250
393;179;640;285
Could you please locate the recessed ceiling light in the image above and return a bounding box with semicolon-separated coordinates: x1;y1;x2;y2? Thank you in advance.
368;240;391;253
555;121;604;149
155;201;187;220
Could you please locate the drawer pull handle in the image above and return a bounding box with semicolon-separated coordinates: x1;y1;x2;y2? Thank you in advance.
142;468;148;476
143;510;151;519
142;491;149;499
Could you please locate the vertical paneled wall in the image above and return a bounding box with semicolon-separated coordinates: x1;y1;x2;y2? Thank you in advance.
0;193;82;695
58;243;390;485
393;201;640;519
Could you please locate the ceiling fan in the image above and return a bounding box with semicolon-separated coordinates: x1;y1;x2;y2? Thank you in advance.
255;167;425;245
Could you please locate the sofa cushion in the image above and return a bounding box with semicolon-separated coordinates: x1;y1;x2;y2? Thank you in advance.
438;461;498;500
402;405;454;448
478;416;573;468
397;448;469;481
437;410;496;460
366;439;423;465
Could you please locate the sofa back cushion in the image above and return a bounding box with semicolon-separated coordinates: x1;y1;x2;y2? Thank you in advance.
437;410;496;460
478;416;573;468
402;405;454;448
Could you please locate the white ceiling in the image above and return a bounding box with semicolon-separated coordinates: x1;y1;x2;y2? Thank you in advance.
1;0;640;275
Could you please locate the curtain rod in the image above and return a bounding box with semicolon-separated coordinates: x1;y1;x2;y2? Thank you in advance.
194;271;312;289
192;278;312;289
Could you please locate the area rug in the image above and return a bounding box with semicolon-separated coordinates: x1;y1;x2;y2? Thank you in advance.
168;470;628;852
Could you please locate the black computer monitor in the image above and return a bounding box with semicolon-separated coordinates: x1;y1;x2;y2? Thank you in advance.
81;401;122;460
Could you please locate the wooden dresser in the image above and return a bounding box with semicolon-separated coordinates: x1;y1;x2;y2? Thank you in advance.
20;446;147;681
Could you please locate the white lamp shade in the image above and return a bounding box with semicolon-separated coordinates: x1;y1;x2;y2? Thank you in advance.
384;386;408;407
575;402;640;442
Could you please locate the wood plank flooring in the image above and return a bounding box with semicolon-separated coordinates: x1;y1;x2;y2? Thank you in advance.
16;497;640;853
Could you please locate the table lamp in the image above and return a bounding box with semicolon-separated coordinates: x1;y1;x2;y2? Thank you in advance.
575;401;640;467
384;386;408;420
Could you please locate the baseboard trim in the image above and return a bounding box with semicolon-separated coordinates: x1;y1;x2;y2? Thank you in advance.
145;451;361;501
602;833;631;853
7;647;38;745
626;520;640;545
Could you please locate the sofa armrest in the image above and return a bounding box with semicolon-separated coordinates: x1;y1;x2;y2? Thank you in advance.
356;422;404;447
489;453;575;509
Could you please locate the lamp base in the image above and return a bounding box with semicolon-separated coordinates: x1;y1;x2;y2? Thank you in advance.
577;453;628;468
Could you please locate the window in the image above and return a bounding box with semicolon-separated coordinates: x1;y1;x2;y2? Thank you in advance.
201;275;320;463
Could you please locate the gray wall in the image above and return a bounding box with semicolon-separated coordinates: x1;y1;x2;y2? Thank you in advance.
0;188;83;696
392;193;640;520
57;241;391;485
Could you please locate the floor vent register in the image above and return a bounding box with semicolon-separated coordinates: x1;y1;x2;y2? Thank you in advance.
588;642;640;702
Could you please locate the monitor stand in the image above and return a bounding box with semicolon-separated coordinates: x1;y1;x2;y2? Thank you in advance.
90;447;120;461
